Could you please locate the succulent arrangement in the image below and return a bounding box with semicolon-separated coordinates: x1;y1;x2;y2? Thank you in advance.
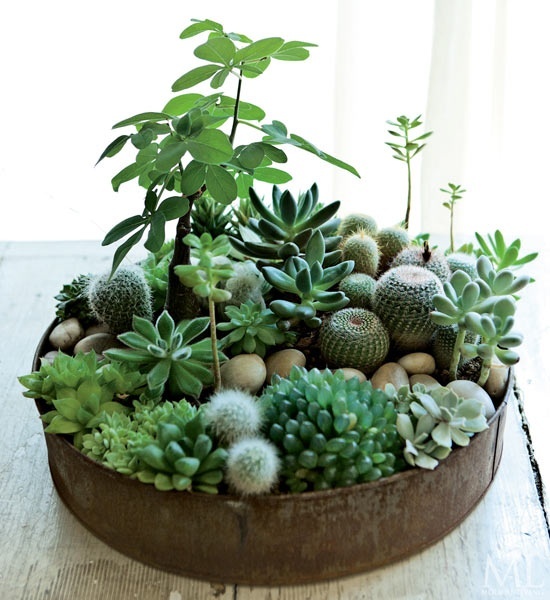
19;18;538;503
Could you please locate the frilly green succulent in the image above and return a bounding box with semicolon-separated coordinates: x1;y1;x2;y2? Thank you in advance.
396;384;488;470
261;366;405;492
217;300;296;357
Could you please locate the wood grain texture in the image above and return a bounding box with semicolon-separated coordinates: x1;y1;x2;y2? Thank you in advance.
1;241;549;600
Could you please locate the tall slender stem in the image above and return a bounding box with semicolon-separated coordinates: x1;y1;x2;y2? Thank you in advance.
229;70;243;145
450;205;455;252
449;326;466;381
208;296;221;391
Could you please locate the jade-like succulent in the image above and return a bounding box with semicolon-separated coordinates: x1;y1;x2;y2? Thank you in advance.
262;229;354;328
391;242;451;282
338;273;376;309
261;366;405;492
338;213;378;238
88;265;153;334
341;231;380;277
54;274;95;327
230;184;342;266
396;384;488;469
136;410;228;493
203;388;264;444
373;265;444;352
375;226;410;272
225;437;280;495
105;310;225;399
218;301;295;357
319;308;389;374
431;325;479;372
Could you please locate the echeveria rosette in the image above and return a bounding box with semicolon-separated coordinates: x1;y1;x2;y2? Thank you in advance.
396;385;488;470
105;310;226;399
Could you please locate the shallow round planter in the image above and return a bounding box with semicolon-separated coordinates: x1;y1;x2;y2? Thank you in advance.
33;321;510;585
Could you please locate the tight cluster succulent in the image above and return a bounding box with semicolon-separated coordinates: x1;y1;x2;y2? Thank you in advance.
261;366;405;492
136;410;228;493
396;384;488;469
19;352;145;444
105;310;225;399
230;184;342;266
262;230;354;327
218;301;295;357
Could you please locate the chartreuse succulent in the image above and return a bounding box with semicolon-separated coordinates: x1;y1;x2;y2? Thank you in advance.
105;310;224;399
319;308;389;374
396;384;488;469
261;366;405;492
136;410;228;493
54;274;95;327
88;265;153;334
475;229;538;272
230;184;342;266
218;300;295;357
262;229;354;327
19;352;145;446
430;256;530;383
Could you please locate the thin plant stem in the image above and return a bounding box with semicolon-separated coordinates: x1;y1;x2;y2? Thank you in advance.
449;326;466;381
477;359;492;387
209;295;221;391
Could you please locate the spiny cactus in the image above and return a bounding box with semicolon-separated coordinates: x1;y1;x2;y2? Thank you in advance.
230;184;342;267
261;366;405;492
446;252;477;279
225;437;280;495
338;273;376;309
392;242;451;282
431;326;479;371
223;261;267;308
338;213;377;238
203;388;264;444
88;266;153;334
319;308;389;374
341;231;380;277
373;265;444;352
375;226;410;273
54;274;96;327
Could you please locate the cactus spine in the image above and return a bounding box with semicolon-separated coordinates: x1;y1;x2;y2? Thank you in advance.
373;265;443;352
341;231;380;277
431;326;479;371
338;213;377;238
319;308;390;374
88;266;153;334
375;226;410;273
338;273;376;309
225;437;280;495
446;252;478;279
392;243;451;282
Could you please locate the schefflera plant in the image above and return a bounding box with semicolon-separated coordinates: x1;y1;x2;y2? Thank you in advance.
396;385;488;470
105;310;225;399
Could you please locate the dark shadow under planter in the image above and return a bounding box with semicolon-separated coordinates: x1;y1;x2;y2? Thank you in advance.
33;322;510;585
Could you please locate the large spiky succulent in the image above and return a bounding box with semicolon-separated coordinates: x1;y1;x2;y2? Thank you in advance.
230;184;342;266
191;194;234;238
261;366;405;492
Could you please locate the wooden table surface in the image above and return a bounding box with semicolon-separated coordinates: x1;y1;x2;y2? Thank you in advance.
1;240;549;600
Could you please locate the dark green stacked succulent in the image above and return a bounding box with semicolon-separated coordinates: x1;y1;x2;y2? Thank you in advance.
261;366;405;492
54;274;95;327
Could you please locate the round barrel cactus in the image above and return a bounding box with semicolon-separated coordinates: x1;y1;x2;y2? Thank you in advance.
392;244;451;282
341;231;380;277
338;213;378;238
375;226;410;272
338;273;376;309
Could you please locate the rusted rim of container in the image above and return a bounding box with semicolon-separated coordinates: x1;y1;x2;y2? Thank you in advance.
32;320;511;585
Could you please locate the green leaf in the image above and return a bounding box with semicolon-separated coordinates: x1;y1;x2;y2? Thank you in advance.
162;93;204;115
186;129;233;164
102;215;147;246
157;196;190;220
210;68;230;89
113;112;171;129
179;19;223;39
261;143;287;163
172;65;221;92
96;135;130;165
273;47;310;61
290;134;360;178
109;228;145;275
252;167;292;184
238;143;265;169
205;165;238;205
177;316;211;344
155;141;188;172
181;160;206;196
194;37;236;66
234;37;284;63
111;161;151;192
144;211;166;253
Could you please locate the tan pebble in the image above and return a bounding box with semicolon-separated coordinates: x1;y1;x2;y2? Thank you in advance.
220;354;266;394
74;333;122;355
370;362;409;391
85;322;111;336
398;352;436;375
265;349;306;382
48;318;85;351
484;364;510;401
340;368;367;383
41;350;59;365
446;379;496;418
409;374;442;390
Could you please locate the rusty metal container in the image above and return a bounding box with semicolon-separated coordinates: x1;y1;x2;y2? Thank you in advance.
32;323;510;585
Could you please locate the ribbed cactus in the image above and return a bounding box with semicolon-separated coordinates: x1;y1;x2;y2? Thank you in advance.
446;252;478;279
375;226;410;273
373;265;443;352
338;273;376;309
261;366;405;492
341;231;380;277
203;388;264;444
338;213;377;238
392;243;451;282
431;325;479;371
319;308;389;374
88;266;153;334
225;437;280;495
